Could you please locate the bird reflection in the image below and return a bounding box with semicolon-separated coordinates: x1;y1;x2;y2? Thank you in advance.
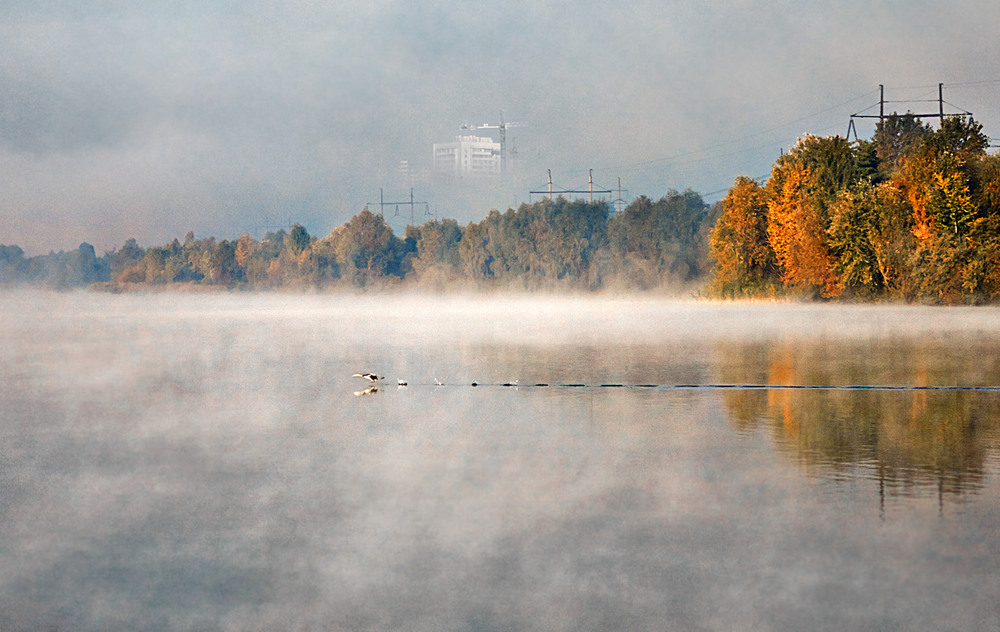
354;385;380;396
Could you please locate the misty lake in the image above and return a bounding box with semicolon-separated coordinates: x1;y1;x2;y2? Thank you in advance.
2;290;999;631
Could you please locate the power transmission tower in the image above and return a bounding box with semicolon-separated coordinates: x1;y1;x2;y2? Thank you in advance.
366;188;428;226
847;83;972;140
612;178;629;215
529;170;613;202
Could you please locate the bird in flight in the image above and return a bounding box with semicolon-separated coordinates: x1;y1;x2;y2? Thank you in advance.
353;372;383;383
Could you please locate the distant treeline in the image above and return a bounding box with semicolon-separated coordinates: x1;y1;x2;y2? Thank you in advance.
710;115;1000;303
5;114;1000;302
0;191;717;292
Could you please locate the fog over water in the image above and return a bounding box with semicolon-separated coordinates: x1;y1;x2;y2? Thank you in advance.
2;291;999;631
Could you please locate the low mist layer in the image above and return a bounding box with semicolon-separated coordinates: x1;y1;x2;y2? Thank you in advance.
2;292;999;631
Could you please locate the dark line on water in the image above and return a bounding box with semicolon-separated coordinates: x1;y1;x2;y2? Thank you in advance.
402;382;1000;391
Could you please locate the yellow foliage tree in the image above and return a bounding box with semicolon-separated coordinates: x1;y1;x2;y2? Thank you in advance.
709;176;777;295
766;162;838;296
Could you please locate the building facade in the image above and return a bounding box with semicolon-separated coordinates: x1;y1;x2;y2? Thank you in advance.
432;135;501;179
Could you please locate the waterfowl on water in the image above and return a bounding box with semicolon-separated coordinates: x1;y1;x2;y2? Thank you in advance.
352;372;383;383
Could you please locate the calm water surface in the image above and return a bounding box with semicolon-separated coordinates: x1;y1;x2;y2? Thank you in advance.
2;291;999;631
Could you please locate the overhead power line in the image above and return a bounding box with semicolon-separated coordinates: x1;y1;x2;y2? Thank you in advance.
846;83;973;141
365;188;429;226
530;169;613;203
580;88;880;178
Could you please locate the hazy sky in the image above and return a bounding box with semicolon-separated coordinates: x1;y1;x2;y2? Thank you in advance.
2;0;999;254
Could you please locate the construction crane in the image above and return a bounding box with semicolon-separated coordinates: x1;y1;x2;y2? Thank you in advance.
460;113;528;175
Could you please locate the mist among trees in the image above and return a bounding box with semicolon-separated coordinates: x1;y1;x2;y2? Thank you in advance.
4;114;999;303
0;191;716;293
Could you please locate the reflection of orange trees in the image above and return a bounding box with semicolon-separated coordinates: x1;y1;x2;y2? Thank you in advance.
767;348;797;440
714;339;1000;497
911;366;928;418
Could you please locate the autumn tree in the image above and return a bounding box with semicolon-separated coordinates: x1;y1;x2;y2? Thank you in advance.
458;219;493;280
110;238;146;284
410;218;463;279
325;209;404;286
766;160;838;296
709;176;778;296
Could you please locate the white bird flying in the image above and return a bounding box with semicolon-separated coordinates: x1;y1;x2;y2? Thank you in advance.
353;372;383;383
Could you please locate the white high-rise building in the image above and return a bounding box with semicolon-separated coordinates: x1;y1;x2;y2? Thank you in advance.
433;135;501;179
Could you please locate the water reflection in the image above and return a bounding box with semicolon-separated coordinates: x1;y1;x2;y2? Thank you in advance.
712;338;1000;501
3;292;1000;631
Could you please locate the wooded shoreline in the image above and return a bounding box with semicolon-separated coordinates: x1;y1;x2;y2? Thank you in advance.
4;116;998;304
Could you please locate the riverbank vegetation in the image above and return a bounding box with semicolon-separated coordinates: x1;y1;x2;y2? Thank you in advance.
710;115;1000;304
2;116;997;303
0;191;717;293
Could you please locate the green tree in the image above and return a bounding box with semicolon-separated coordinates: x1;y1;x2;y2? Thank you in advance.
828;185;883;297
327;209;403;285
607;190;708;288
201;239;238;284
0;245;27;283
411;218;463;278
872;114;931;177
923;115;989;162
286;224;311;256
142;246;170;283
458;219;493;280
110;238;146;283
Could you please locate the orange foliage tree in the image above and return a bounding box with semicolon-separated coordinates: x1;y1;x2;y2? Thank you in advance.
709;176;778;295
766;160;838;296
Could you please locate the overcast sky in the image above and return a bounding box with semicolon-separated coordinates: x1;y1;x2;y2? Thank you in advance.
2;0;999;254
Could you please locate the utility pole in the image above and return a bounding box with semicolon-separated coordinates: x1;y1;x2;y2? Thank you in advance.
939;82;945;125
849;83;972;133
366;187;428;225
529;170;612;203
